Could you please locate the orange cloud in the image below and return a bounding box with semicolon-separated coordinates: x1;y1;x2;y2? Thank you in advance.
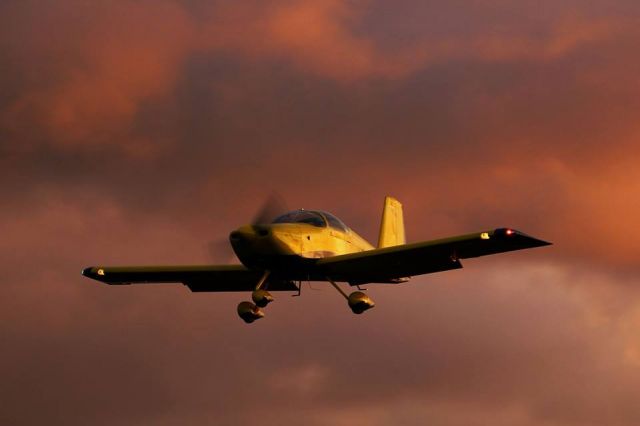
3;1;194;149
2;0;632;155
3;3;640;425
205;3;627;79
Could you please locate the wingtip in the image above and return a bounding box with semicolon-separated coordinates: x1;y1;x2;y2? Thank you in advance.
82;266;104;280
529;238;553;248
494;228;552;248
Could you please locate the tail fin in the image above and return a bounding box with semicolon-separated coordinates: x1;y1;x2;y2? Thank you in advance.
378;196;406;248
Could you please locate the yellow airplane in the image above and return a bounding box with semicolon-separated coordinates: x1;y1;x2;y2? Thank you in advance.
82;196;551;323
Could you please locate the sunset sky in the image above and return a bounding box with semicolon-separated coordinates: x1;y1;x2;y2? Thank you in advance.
2;1;640;425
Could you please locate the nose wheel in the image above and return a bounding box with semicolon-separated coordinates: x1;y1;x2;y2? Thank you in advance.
237;301;264;323
237;271;273;323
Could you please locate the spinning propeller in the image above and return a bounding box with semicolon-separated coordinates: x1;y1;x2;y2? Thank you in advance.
206;192;288;262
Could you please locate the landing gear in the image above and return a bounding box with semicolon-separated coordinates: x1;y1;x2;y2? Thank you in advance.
237;270;273;324
237;272;375;322
347;291;375;314
252;288;274;307
237;301;264;323
326;277;375;314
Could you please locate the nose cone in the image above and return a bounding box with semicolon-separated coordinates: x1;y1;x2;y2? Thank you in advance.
229;225;256;246
229;225;279;268
229;225;270;245
229;225;273;251
230;225;271;243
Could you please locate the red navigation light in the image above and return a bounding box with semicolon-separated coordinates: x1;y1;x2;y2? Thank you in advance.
506;229;515;236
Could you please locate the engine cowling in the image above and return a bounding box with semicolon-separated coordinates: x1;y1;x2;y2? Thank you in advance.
252;289;274;308
347;291;375;314
237;301;265;323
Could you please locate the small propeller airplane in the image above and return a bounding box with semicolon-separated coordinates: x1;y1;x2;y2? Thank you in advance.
82;196;551;323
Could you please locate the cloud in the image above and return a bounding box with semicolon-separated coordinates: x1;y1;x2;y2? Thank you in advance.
2;192;639;425
3;0;632;155
1;1;194;152
2;1;640;425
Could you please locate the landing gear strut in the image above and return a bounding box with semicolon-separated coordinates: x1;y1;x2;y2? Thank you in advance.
326;277;375;314
237;270;274;323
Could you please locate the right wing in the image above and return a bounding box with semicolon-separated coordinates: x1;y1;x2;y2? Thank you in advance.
81;264;298;292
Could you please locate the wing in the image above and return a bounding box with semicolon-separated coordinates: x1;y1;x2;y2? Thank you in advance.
81;264;298;292
316;228;551;285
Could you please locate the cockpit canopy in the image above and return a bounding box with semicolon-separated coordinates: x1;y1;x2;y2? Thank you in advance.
273;210;348;232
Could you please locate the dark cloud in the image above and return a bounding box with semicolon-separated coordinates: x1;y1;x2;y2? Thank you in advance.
2;0;640;424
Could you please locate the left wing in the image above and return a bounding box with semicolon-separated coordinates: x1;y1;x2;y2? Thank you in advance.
316;228;551;285
81;265;298;292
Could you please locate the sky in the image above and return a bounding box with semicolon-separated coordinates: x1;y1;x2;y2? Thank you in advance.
1;0;640;424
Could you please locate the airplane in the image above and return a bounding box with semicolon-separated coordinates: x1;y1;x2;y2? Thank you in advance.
82;196;551;323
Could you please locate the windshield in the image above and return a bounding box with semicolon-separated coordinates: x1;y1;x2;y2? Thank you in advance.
320;211;348;232
273;210;326;227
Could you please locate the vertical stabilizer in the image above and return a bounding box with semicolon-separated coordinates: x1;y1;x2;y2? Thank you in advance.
378;196;406;248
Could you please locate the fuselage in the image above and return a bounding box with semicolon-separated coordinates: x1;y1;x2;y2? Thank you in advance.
229;210;374;272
